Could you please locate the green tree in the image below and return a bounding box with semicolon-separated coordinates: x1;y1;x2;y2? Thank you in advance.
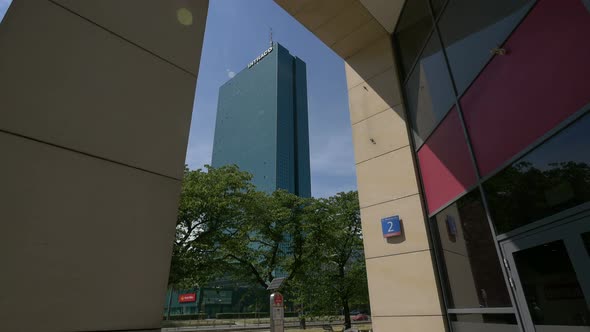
221;190;311;289
292;191;369;329
168;165;255;288
169;167;370;326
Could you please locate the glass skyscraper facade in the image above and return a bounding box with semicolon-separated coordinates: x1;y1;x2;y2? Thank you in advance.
212;42;311;198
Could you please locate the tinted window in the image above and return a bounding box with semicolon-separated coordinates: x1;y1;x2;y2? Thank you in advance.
583;232;590;256
394;0;433;80
404;33;456;148
484;114;590;234
450;314;518;332
513;240;590;326
433;190;512;308
438;0;534;95
430;0;448;17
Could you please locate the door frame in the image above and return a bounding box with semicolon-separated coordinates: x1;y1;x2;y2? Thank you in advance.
500;214;590;331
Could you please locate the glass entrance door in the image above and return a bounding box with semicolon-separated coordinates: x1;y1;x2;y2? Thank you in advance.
501;216;590;331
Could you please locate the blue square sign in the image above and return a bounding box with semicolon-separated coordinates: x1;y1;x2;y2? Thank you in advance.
381;215;401;238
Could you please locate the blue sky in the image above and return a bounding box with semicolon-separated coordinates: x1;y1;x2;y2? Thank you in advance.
186;0;357;198
0;0;11;22
0;0;357;198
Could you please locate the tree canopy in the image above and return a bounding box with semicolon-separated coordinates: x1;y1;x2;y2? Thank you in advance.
169;165;369;321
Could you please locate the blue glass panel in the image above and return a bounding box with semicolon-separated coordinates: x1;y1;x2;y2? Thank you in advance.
438;0;535;95
0;0;13;23
404;33;456;148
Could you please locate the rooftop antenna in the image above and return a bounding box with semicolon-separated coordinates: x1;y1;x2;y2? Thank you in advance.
269;27;273;47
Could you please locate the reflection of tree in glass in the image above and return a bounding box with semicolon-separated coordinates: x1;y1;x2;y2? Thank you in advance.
485;161;590;234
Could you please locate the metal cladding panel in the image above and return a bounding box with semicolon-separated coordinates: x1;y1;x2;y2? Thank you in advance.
418;108;477;214
276;44;296;194
294;57;312;198
212;46;279;194
461;0;590;177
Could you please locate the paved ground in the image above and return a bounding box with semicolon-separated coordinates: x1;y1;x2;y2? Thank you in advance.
162;320;372;332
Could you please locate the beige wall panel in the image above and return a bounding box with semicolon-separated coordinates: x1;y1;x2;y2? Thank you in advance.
0;0;198;179
366;251;443;316
273;1;443;327
359;0;405;33
371;315;445;332
274;0;316;14
349;66;403;125
344;37;395;89
360;194;430;258
352;107;409;163
332;18;387;59
314;1;372;46
0;132;180;332
53;0;209;75
294;0;355;31
356;146;419;208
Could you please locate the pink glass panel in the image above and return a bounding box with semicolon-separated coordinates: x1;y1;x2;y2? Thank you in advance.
461;0;590;176
418;108;477;213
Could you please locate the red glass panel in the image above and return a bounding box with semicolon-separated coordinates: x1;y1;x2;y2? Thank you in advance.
461;0;590;176
418;108;477;213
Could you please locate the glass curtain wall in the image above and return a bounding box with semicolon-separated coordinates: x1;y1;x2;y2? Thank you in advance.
394;0;590;331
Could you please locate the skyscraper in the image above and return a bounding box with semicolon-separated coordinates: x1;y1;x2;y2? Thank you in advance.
212;42;311;197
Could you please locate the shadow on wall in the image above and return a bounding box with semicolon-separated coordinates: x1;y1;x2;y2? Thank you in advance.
386;219;406;244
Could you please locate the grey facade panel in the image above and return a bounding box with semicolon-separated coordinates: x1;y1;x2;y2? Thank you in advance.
276;44;296;194
294;57;312;198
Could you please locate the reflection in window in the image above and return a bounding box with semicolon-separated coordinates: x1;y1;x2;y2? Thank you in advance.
484;114;590;234
450;314;518;332
437;0;534;96
394;0;433;81
513;240;590;327
429;0;448;18
0;0;13;23
433;190;512;308
404;33;456;148
583;232;590;256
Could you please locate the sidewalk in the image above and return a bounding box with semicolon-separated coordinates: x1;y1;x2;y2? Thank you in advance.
162;320;372;332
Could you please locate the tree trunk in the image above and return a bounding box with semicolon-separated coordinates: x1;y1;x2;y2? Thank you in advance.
342;297;351;330
340;266;351;329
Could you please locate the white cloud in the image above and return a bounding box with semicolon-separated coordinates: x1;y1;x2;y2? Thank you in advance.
184;140;213;171
310;133;356;177
226;69;236;78
313;182;357;198
309;132;357;198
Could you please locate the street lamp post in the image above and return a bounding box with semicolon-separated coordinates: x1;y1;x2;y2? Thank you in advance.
267;277;286;332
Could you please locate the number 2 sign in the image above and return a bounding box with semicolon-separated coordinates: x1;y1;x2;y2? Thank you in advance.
381;215;401;238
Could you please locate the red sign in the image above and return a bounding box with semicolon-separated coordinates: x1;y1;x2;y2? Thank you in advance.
273;292;283;306
179;293;196;303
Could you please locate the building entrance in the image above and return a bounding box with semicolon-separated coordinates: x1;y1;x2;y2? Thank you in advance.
501;211;590;332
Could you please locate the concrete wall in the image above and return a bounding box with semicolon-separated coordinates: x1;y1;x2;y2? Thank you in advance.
274;1;446;330
0;1;208;331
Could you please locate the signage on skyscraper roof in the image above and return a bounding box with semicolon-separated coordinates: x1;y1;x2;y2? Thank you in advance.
248;45;273;69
